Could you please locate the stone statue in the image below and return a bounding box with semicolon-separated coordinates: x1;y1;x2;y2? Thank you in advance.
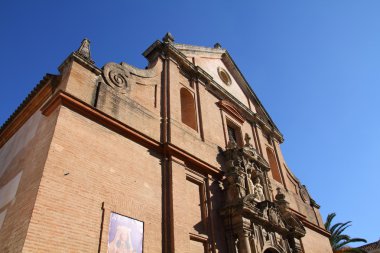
247;167;255;195
244;133;253;148
247;176;255;195
253;177;265;202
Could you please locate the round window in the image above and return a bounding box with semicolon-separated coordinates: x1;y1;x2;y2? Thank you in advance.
218;67;232;86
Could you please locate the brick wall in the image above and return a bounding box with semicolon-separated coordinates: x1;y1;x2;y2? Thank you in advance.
23;107;162;252
0;110;59;252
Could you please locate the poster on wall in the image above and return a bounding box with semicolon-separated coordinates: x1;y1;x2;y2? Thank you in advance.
107;212;144;253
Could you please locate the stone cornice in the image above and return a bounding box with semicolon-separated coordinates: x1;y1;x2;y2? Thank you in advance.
41;91;222;178
0;82;224;177
289;207;330;237
173;43;225;57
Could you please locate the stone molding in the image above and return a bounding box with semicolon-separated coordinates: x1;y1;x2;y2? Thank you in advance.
217;100;245;124
40;91;222;178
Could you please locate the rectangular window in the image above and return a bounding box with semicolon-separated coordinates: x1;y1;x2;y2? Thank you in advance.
227;125;237;144
266;147;282;184
226;119;242;146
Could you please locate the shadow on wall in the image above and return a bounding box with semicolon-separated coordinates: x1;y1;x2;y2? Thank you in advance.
0;114;41;230
0;171;23;229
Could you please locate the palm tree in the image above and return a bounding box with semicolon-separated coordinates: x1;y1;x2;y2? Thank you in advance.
324;213;367;253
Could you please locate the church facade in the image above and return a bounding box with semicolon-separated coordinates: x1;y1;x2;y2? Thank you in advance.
0;34;332;253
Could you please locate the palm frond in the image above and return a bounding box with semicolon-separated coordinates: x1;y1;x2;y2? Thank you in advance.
325;212;336;230
324;212;367;252
333;222;352;237
330;222;345;234
332;234;350;246
335;238;367;250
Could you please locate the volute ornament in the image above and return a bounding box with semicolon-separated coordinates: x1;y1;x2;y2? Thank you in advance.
101;61;159;93
103;62;130;91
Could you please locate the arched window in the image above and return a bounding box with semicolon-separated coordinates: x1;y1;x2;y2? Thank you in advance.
266;147;282;183
180;88;197;130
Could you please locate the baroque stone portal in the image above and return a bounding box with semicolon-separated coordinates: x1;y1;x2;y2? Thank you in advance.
221;135;306;253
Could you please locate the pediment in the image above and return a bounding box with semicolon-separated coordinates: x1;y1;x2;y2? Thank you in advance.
172;43;283;136
173;44;253;109
143;39;283;140
216;100;245;123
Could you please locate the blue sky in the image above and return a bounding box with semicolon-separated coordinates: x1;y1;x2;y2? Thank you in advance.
1;0;379;246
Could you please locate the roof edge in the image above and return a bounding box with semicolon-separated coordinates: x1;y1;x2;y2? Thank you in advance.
0;74;58;148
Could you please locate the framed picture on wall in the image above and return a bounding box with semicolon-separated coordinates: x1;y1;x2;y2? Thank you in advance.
107;212;144;253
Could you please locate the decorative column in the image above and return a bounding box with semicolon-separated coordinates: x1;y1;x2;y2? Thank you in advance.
237;230;252;253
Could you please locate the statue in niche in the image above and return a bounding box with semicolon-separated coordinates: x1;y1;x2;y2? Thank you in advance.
237;173;246;198
225;173;245;202
247;167;255;195
253;177;265;202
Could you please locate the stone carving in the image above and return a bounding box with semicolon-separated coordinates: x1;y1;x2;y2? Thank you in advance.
103;62;130;91
220;138;306;253
252;177;265;202
268;207;279;225
224;168;246;203
247;174;255;195
268;206;285;228
101;61;159;94
74;38;94;64
244;134;253;148
275;188;306;238
299;185;310;204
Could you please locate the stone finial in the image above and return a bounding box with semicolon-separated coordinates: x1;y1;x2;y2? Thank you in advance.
74;38;94;64
275;187;289;210
162;32;175;43
214;42;222;49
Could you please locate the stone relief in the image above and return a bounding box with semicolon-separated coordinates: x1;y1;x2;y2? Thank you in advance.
220;134;306;253
299;185;311;204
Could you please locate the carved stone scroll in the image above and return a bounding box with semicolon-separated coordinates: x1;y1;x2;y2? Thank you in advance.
101;61;159;94
103;62;130;91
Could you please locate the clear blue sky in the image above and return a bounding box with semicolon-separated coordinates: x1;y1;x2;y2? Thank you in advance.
1;0;378;246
